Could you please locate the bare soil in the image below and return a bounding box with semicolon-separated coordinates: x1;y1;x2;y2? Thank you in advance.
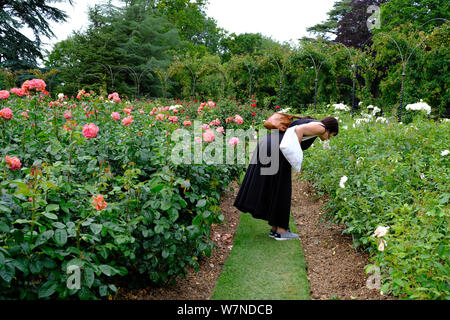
290;177;393;300
116;178;394;300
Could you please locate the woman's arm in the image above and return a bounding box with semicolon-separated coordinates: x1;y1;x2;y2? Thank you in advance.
294;122;326;142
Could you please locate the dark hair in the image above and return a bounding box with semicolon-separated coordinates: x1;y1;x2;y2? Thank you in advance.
320;116;339;136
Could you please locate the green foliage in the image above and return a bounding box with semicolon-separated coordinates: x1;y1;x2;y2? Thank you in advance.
301;109;450;299
306;0;352;39
368;23;449;116
0;92;248;299
45;1;182;98
0;0;74;70
380;0;450;32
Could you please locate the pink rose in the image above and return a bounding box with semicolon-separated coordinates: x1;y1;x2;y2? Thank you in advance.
228;137;239;146
64;111;72;120
233;115;244;125
202;124;210;130
108;92;121;103
82;123;99;139
155;113;165;121
20;112;29;119
168;116;178;124
0;107;13;120
111;112;120;121
210;118;221;126
183;120;192;126
77;90;85;100
216;126;224;133
122;116;134;126
122;108;132;115
10;88;26;96
5;156;21;170
0;90;10;99
202;129;215;142
21;79;46;93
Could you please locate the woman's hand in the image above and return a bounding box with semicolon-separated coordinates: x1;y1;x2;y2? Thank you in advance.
294;122;326;142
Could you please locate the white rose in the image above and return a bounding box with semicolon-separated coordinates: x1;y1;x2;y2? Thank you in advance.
373;226;390;238
339;176;348;188
378;239;387;252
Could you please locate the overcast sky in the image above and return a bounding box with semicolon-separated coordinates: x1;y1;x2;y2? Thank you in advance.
35;0;336;51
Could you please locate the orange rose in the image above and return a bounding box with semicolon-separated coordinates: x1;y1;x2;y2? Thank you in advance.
92;195;107;211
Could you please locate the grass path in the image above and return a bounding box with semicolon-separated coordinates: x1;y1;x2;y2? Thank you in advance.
211;212;310;300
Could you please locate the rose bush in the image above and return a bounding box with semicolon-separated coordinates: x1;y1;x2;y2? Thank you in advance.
0;85;249;299
300;106;449;300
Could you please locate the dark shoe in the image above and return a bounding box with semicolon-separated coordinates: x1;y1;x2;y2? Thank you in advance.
269;228;291;238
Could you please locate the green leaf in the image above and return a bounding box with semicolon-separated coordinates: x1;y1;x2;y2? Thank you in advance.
13;219;34;224
43;212;58;220
0;263;15;283
46;204;60;212
29;258;42;274
35;230;54;247
54;229;68;246
179;198;187;208
67;258;85;269
99;285;108;297
168;208;179;222
108;284;118;292
151;184;164;193
154;224;164;234
84;268;95;288
202;211;211;218
89;223;103;235
0;204;12;214
0;222;9;233
11;257;28;275
161;199;171;211
99;264;117;277
38;280;58;298
52;222;66;229
162;250;169;259
197;199;207;208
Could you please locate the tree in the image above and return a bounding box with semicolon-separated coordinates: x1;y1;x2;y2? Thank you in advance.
46;1;181;97
307;0;353;39
155;0;225;54
0;0;73;70
335;0;389;48
219;33;266;62
380;0;450;32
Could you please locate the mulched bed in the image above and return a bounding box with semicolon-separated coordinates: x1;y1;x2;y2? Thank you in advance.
117;178;395;300
291;177;394;300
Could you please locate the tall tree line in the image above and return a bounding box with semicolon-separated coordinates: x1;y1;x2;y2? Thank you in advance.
1;0;448;116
